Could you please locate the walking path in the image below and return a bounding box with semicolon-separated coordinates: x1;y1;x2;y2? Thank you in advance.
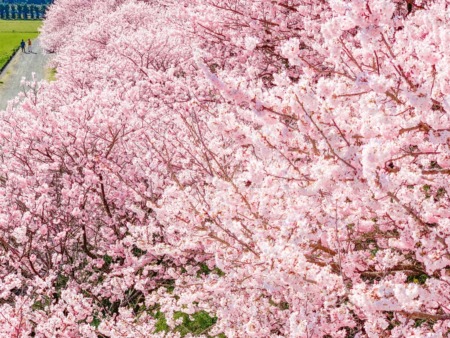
0;38;50;110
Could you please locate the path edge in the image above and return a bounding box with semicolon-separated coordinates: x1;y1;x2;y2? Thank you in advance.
0;47;19;76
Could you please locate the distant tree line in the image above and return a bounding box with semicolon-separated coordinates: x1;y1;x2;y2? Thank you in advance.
0;0;51;4
0;3;49;19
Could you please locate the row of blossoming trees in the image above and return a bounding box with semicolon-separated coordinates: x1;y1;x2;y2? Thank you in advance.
0;0;450;336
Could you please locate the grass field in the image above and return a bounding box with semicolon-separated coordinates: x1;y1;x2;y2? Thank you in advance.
0;20;42;70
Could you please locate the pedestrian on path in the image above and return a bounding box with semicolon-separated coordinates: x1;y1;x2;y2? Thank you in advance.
27;39;32;53
20;39;26;53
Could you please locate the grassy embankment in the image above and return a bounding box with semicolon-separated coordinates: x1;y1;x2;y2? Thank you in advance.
0;20;41;71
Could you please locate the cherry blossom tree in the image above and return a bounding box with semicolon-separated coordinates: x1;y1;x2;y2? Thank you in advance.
1;0;450;336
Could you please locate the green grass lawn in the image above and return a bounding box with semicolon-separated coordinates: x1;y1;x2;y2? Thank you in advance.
0;20;41;69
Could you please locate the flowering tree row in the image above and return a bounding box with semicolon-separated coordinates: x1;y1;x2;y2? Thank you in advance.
1;0;450;336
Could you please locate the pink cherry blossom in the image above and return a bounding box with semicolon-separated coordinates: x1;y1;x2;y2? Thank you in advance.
0;0;450;336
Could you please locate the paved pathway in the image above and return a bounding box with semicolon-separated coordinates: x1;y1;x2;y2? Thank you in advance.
0;38;50;110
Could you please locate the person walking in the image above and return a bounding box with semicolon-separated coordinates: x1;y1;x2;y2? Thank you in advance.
20;39;26;53
27;39;32;53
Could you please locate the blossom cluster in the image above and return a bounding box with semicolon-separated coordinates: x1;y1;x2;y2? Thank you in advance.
1;0;450;336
